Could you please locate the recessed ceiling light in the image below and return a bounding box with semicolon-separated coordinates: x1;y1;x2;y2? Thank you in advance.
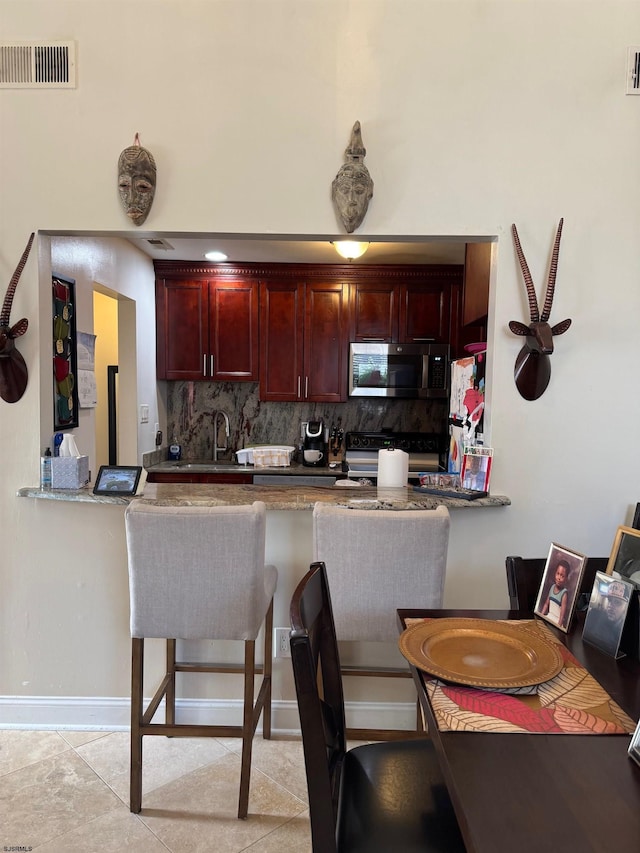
204;250;228;262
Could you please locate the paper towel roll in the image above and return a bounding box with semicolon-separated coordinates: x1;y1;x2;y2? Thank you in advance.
377;448;409;487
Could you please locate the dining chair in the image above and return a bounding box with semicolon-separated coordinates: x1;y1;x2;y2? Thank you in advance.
507;507;640;613
289;561;465;853
505;555;608;613
312;502;450;740
124;500;277;819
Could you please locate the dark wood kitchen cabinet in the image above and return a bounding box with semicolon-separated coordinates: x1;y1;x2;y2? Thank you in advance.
260;278;348;402
462;242;491;326
155;265;258;381
146;471;253;484
349;267;462;345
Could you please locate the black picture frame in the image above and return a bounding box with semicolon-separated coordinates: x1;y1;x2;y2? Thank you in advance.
534;542;587;633
52;273;79;430
93;465;142;496
583;571;634;659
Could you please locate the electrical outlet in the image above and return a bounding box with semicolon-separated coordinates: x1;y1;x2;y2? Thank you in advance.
274;627;291;658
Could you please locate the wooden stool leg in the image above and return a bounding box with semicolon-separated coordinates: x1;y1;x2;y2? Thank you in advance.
263;601;273;739
166;639;176;727
238;640;255;819
130;637;144;813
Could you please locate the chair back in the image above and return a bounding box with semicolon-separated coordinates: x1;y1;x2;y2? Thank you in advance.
125;500;276;640
313;503;450;641
290;561;345;853
505;555;609;613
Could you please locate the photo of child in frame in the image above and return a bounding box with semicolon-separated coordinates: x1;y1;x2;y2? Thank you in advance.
534;543;587;633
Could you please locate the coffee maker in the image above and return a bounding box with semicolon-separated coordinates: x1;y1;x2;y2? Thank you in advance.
302;420;326;467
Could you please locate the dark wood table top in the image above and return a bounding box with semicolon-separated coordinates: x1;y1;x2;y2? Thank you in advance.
397;608;640;853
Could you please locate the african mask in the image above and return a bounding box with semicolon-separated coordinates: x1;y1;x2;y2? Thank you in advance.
332;121;374;234
509;219;571;401
118;133;157;226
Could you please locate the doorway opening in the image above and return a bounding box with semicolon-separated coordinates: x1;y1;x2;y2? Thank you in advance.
93;291;118;469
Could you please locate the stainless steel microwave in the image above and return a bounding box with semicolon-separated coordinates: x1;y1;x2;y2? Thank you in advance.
348;342;449;398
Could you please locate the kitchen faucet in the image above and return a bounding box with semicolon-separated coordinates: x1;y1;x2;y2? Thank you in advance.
213;410;230;461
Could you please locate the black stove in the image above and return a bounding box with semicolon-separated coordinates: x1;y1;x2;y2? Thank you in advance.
345;431;445;454
345;431;447;478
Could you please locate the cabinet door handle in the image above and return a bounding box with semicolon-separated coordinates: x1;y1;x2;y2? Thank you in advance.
361;337;386;342
412;337;435;342
305;376;309;398
210;355;214;376
203;354;207;377
297;376;301;398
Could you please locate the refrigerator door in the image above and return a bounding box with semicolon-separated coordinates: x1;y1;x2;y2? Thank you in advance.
448;355;485;473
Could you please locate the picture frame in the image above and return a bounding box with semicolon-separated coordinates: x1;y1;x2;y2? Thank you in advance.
52;273;79;430
582;571;634;659
93;465;142;496
534;542;587;633
460;445;493;493
628;717;640;768
606;525;640;589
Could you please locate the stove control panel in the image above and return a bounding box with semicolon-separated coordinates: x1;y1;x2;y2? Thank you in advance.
345;431;445;454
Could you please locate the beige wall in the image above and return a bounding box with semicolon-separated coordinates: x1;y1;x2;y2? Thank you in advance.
93;291;119;470
1;1;639;725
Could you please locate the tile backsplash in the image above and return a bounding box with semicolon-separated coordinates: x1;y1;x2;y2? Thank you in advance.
166;381;447;460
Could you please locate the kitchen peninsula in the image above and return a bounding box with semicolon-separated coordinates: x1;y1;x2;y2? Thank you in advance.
18;481;510;511
16;480;510;731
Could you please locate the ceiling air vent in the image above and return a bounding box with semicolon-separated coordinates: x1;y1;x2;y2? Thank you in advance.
0;41;76;88
146;239;175;251
627;46;640;95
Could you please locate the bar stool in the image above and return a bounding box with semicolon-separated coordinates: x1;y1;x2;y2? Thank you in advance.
124;500;277;819
313;502;450;740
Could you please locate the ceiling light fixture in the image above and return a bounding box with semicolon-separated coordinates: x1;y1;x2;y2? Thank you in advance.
331;240;370;261
204;250;228;262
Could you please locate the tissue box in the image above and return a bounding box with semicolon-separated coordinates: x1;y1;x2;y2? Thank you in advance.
51;455;90;489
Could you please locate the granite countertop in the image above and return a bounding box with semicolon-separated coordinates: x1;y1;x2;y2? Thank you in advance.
17;482;511;511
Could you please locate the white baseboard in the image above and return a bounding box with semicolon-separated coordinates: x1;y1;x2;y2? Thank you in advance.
0;695;417;734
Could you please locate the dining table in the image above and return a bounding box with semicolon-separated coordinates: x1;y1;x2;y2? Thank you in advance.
396;607;640;853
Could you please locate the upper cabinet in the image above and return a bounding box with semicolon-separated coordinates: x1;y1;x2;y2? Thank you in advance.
349;267;463;345
462;243;491;327
155;264;258;381
155;261;466;389
260;278;348;402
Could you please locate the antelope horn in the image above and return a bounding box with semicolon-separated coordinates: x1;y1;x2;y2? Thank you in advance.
0;233;35;328
540;218;563;322
511;224;539;323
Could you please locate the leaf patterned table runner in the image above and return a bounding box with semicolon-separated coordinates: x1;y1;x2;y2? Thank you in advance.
406;618;636;735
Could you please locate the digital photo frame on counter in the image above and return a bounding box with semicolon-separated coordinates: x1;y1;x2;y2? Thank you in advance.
93;465;142;496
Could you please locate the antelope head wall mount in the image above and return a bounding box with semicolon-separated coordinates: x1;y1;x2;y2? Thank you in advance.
0;232;35;404
509;218;571;401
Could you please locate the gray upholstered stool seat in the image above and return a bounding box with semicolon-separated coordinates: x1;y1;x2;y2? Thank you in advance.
312;502;450;739
124;500;277;819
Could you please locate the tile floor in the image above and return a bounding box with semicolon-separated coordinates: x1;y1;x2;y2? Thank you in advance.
0;728;313;852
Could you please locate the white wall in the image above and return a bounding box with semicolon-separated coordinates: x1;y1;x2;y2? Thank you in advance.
1;1;639;718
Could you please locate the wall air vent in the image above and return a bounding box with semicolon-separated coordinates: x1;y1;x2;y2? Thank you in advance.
627;46;640;95
0;41;76;88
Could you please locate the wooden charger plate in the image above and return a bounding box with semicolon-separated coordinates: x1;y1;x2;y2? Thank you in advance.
398;618;563;688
